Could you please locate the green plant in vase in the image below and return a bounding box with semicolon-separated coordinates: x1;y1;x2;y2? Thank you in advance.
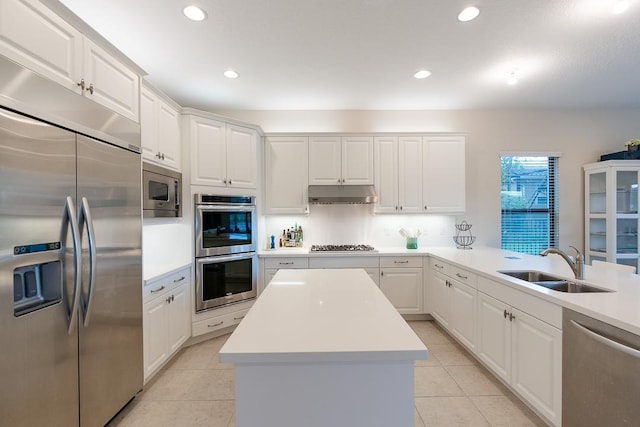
625;138;640;156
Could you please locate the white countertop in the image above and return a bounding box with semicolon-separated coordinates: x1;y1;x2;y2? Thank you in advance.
143;261;191;283
259;245;640;336
219;268;428;364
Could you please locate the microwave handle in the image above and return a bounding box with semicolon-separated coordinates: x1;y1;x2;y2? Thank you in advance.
174;179;180;211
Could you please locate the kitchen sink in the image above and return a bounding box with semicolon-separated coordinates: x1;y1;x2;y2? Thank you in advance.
497;270;614;293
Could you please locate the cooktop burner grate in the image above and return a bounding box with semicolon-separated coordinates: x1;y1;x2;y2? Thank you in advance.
310;244;377;252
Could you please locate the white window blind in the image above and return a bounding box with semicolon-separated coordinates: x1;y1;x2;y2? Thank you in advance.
501;156;558;254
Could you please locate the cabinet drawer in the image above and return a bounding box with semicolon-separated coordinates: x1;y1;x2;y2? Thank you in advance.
450;265;477;287
309;256;379;269
264;257;309;269
380;256;422;268
431;259;450;275
143;268;189;303
192;307;249;337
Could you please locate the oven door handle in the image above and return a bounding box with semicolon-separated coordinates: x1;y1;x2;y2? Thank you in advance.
196;252;257;265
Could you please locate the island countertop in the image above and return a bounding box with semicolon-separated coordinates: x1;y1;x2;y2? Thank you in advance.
219;268;427;364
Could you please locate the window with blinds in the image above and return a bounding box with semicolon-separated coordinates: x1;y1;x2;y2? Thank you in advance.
501;156;558;254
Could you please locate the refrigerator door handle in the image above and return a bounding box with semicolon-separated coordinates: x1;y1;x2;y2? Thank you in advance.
62;196;82;334
79;197;97;327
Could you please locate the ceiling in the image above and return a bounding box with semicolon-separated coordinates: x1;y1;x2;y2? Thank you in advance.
58;0;640;111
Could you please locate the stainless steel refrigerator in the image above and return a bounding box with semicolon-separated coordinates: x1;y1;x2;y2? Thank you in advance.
0;56;143;426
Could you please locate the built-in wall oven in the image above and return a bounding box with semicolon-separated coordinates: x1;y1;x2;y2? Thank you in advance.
194;194;257;312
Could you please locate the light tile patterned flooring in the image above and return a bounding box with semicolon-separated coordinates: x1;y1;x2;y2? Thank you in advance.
108;320;547;427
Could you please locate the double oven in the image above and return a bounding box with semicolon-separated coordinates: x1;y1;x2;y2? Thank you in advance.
194;194;257;312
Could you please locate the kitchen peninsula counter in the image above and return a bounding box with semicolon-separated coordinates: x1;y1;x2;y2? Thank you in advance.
219;268;427;427
259;246;640;336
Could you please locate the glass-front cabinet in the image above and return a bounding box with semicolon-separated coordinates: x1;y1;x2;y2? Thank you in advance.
584;160;640;271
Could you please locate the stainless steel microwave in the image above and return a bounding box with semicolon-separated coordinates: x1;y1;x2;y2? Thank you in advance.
142;162;182;218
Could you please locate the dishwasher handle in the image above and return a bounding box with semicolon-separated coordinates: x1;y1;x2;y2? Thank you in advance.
570;320;640;359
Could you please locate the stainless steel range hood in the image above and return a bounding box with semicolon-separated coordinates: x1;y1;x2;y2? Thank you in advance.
308;185;377;204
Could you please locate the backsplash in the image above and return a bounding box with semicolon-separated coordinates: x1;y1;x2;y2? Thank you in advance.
261;204;459;249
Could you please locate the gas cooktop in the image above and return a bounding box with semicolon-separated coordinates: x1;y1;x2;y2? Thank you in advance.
310;244;377;252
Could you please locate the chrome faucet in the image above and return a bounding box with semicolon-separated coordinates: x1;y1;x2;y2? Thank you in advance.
539;246;584;280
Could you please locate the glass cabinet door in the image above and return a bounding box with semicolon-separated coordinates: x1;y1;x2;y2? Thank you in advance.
588;172;606;214
616;170;638;214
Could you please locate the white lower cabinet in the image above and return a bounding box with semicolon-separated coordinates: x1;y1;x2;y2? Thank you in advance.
429;260;477;352
379;257;423;314
476;285;562;426
143;267;191;382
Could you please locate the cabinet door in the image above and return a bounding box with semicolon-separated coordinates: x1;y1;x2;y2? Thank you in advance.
430;271;449;327
423;136;465;213
227;124;257;188
342;136;374;185
157;101;181;171
1;0;83;93
448;280;477;353
82;38;140;122
140;86;158;161
167;283;190;355
190;117;227;186
374;136;398;213
379;268;423;314
398;137;423;213
309;136;341;185
511;307;562;426
265;136;309;214
143;297;169;380
477;291;511;383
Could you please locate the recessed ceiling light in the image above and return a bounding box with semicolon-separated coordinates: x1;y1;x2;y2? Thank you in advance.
507;71;518;86
613;0;629;14
183;5;207;21
414;70;431;79
224;70;239;79
458;6;480;22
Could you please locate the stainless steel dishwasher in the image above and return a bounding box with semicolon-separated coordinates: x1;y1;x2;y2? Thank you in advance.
563;308;640;426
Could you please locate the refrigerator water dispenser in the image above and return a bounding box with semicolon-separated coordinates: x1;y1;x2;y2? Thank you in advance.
13;262;62;316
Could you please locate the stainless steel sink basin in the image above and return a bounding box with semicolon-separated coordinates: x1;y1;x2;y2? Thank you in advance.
497;270;614;293
498;270;566;283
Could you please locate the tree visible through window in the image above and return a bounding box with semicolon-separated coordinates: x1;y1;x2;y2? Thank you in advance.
501;156;558;254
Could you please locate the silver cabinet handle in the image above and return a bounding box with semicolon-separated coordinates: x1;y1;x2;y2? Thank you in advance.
79;197;97;327
208;321;224;328
77;79;85;90
173;276;185;283
223;179;228;184
166;296;172;304
504;309;509;319
150;285;166;293
424;205;427;210
394;260;409;264
63;196;82;335
86;83;94;94
434;264;444;269
229;180;232;185
509;313;515;321
456;273;468;279
279;262;294;265
570;320;640;358
234;315;245;320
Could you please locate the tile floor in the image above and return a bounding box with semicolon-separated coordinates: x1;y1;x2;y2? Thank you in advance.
108;320;547;427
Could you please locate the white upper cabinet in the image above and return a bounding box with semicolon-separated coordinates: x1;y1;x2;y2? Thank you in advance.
141;85;181;170
227;124;258;189
1;0;82;92
265;136;309;214
398;137;423;213
342;136;374;184
309;136;373;185
422;136;466;213
373;137;398;213
82;38;139;122
0;0;140;122
188;115;258;189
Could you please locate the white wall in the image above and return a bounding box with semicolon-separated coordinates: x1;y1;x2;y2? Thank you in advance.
214;108;640;251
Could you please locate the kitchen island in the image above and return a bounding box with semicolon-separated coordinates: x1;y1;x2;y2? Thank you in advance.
219;268;427;427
